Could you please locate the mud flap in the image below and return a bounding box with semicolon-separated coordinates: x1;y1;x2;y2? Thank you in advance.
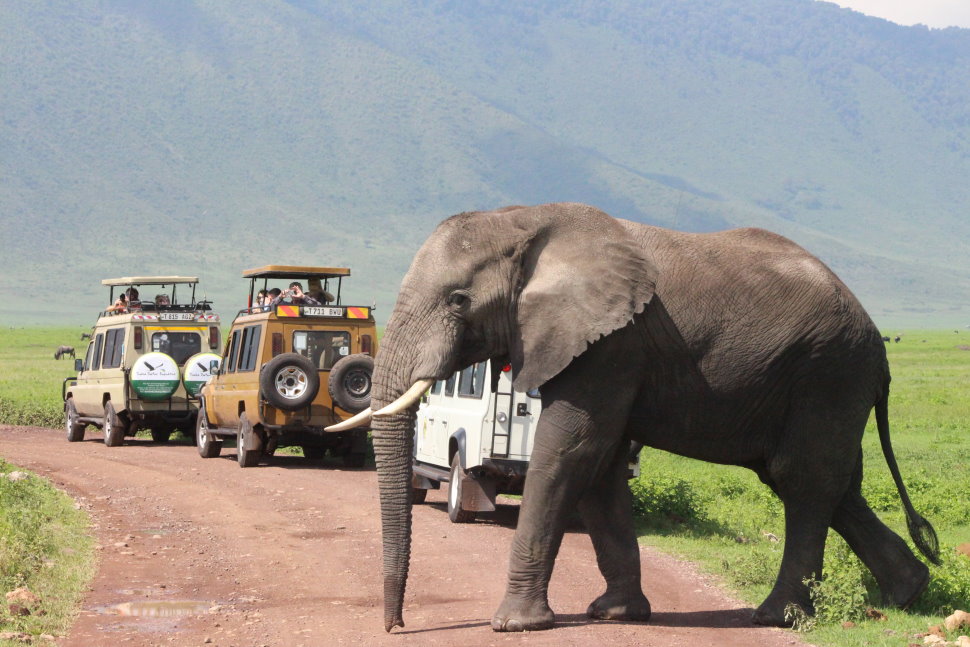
242;424;264;452
411;473;440;491
461;474;496;512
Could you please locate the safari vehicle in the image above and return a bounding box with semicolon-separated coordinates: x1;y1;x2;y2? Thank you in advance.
413;361;641;523
63;277;221;446
196;265;377;468
412;361;540;522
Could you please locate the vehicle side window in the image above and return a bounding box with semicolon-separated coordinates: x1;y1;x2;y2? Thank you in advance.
224;330;240;374
83;340;96;371
102;328;125;369
237;325;262;372
457;363;487;399
444;372;457;397
430;380;442;395
91;333;104;371
292;330;351;370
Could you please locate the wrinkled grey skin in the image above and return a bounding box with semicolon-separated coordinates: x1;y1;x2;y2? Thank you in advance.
371;202;936;633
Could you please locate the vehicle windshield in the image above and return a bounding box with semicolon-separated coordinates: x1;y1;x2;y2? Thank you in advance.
292;330;351;370
151;331;201;365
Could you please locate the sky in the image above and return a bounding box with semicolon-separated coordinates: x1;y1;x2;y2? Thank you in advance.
822;0;970;28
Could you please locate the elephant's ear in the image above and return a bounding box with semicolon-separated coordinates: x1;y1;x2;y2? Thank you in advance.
509;204;658;392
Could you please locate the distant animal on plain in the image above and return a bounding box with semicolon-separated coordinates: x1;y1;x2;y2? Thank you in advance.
894;336;901;343
882;336;891;342
54;346;75;360
80;332;91;341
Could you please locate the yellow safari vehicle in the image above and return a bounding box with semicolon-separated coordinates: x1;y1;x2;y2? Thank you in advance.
196;266;377;467
64;276;222;446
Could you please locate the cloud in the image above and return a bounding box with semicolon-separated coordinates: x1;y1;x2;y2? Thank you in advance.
824;0;970;28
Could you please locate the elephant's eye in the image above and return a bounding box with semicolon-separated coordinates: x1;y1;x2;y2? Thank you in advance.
447;291;470;310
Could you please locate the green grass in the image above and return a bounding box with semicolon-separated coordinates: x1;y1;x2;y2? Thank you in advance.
0;327;89;428
632;330;970;646
0;459;95;643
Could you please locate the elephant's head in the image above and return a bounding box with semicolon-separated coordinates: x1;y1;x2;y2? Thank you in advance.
334;203;658;631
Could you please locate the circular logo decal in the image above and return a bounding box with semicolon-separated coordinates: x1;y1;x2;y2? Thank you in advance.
182;352;221;397
130;352;180;401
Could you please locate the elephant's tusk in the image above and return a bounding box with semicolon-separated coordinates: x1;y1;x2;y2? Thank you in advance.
323;378;435;432
324;407;373;432
372;378;435;417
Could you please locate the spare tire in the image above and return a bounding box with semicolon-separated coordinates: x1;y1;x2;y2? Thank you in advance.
328;353;374;413
259;353;320;411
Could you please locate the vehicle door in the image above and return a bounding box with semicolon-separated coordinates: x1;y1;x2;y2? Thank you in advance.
207;325;264;427
71;331;105;417
453;363;489;469
414;379;443;466
488;367;539;461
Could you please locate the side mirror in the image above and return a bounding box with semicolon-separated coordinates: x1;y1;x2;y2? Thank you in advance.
209;359;220;374
74;358;83;373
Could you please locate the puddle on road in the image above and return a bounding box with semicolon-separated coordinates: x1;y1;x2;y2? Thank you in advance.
103;600;212;618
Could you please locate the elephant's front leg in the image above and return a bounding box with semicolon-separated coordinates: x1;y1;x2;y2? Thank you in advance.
580;441;651;622
492;399;632;632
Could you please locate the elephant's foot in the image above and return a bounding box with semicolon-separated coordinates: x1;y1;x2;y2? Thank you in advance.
879;558;929;609
586;588;651;622
752;587;813;627
491;595;555;632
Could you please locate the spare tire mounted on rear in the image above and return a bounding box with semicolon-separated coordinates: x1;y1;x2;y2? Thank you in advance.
328;353;374;413
260;353;320;410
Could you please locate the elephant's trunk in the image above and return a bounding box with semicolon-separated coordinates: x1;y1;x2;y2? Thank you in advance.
372;409;416;632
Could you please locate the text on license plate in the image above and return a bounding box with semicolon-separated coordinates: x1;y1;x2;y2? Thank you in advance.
160;313;195;321
303;307;343;317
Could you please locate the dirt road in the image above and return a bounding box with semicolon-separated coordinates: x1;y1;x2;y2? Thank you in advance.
0;425;808;647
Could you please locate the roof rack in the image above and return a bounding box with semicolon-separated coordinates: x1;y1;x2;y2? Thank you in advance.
242;266;351;280
102;276;199;286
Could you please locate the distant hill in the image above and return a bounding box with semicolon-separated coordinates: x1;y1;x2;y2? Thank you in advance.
3;0;970;328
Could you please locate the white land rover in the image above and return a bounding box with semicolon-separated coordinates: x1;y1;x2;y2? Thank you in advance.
412;361;539;522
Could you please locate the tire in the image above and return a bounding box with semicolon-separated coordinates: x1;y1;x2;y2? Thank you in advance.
196;403;222;458
65;398;85;442
103;401;125;447
236;413;261;468
447;453;476;523
259;353;320;411
302;446;325;460
412;487;428;505
328;354;374;413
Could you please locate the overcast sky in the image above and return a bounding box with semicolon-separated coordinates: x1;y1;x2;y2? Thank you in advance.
821;0;970;28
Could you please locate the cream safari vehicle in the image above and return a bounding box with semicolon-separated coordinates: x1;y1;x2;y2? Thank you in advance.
64;276;221;446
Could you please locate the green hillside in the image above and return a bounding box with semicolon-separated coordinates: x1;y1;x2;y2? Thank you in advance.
2;0;969;327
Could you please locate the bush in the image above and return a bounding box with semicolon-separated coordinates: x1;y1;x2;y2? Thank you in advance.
630;474;709;525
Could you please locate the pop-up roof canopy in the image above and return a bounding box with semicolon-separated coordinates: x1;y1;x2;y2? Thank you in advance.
102;276;199;286
242;266;351;279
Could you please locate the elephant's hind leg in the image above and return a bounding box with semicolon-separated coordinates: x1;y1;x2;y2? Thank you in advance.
753;403;867;627
831;458;929;608
579;441;651;622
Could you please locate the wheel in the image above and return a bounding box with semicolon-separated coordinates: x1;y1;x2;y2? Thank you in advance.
342;452;367;468
259;353;320;411
236;413;261;468
412;487;428;505
447;453;476;523
302;446;325;460
196;404;222;458
328;354;374;413
65;398;85;442
103;401;125;447
150;425;172;443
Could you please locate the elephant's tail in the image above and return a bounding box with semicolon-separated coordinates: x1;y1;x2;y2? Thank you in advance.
875;392;941;565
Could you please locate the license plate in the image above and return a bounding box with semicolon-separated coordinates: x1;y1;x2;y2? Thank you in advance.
303;306;343;317
160;313;195;321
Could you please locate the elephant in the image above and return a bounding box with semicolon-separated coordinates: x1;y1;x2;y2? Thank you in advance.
329;202;939;633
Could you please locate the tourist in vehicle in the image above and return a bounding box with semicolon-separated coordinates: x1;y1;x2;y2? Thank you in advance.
155;294;171;307
105;292;127;313
268;282;321;307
